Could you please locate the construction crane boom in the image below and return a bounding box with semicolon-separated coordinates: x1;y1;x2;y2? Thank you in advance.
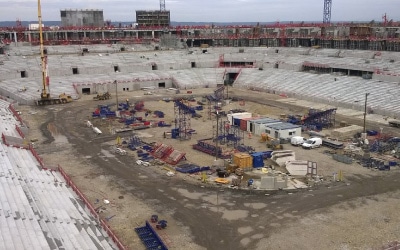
38;0;48;99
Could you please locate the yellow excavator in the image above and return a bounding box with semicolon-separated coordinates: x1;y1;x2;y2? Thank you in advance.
36;0;73;105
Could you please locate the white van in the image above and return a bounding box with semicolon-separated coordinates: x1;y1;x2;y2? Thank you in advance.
302;137;322;149
291;136;305;146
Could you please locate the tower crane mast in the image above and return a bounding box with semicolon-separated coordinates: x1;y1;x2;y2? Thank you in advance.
38;0;48;99
36;0;73;105
323;0;332;24
160;0;166;11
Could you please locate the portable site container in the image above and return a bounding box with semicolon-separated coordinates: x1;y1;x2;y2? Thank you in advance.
251;152;265;168
227;112;252;125
233;153;253;169
244;117;263;132
240;117;259;131
265;122;302;139
253;118;282;135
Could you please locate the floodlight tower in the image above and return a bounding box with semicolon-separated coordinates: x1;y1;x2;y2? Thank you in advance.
160;0;166;11
323;0;332;24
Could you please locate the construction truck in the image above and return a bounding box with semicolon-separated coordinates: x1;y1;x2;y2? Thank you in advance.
93;92;111;101
36;0;73;106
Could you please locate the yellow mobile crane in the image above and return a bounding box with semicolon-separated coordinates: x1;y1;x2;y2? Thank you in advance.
36;0;73;105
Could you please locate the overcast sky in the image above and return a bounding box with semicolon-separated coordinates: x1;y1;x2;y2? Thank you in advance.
0;0;399;23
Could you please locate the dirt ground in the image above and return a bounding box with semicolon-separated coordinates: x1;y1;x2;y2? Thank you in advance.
17;87;400;250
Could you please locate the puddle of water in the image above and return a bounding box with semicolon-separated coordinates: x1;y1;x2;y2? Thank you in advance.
54;135;68;144
251;234;264;239
221;209;249;221
100;149;115;158
240;238;251;246
244;203;267;209
238;226;253;235
202;193;227;206
47;122;68;144
174;188;203;200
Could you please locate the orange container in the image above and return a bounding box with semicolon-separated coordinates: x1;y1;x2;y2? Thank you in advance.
233;153;253;169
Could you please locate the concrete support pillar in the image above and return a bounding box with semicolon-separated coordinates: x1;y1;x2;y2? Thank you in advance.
28;33;31;43
64;31;68;40
13;32;17;44
45;32;48;40
136;32;139;39
102;31;105;40
84;31;86;38
152;31;155;38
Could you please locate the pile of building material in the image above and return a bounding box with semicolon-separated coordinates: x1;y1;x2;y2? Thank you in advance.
388;120;400;128
285;160;309;176
331;125;363;139
271;150;296;167
322;138;344;149
151;142;186;165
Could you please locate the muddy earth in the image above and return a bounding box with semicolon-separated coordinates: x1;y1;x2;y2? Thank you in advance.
19;88;400;250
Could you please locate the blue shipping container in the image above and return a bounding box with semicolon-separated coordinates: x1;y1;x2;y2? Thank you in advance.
251;152;265;168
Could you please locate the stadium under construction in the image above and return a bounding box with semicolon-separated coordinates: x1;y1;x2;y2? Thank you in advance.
1;22;400;51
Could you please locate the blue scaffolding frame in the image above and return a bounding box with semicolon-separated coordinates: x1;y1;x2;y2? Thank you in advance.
174;100;195;140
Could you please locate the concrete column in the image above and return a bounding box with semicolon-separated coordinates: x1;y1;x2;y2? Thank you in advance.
152;31;155;38
65;31;67;40
84;31;86;38
136;32;139;39
45;32;48;40
28;33;31;43
13;32;17;44
102;31;105;40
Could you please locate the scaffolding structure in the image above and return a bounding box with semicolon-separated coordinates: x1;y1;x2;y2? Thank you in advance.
206;86;225;120
213;117;244;149
302;108;337;130
214;85;225;100
174;100;195;140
